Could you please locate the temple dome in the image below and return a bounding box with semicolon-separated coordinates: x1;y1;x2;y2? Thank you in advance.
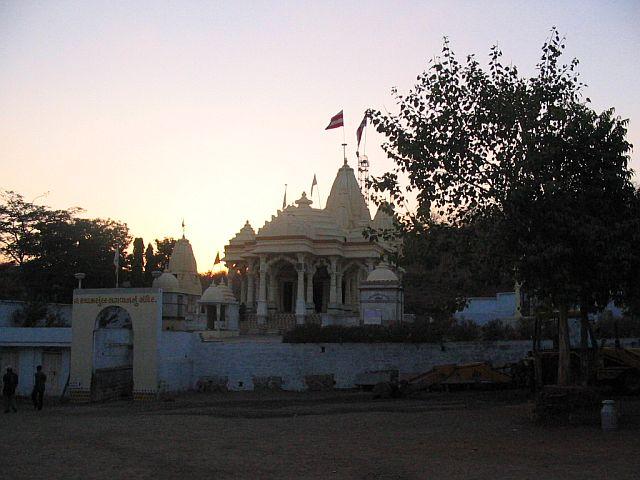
372;206;394;230
152;272;179;292
366;261;399;282
229;220;256;245
199;282;238;304
325;161;371;229
167;236;202;296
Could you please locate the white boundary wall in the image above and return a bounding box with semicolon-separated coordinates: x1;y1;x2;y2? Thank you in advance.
156;333;640;393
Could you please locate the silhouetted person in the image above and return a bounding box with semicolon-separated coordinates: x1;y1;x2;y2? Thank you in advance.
31;365;46;411
3;367;19;413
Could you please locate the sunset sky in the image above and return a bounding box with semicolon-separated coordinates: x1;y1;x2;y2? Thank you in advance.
2;1;639;271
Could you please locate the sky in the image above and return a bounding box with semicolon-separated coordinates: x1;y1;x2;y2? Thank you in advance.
1;0;639;271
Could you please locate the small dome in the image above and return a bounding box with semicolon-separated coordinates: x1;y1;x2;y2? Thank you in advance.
199;284;224;304
199;282;238;304
152;272;179;292
218;283;238;304
366;261;399;282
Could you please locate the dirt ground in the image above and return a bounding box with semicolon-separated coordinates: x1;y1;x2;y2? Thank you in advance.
2;390;639;480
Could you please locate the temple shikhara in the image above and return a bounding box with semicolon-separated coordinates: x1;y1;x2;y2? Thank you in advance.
224;159;404;331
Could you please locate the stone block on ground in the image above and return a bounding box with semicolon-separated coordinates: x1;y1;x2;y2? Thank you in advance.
304;374;335;391
252;376;283;391
196;375;229;392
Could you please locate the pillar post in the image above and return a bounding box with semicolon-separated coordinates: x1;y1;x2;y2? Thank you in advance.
295;255;307;324
306;263;316;313
256;255;268;324
240;273;247;305
328;257;338;314
268;270;278;313
246;267;255;312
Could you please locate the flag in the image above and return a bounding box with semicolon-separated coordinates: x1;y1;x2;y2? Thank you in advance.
311;174;317;196
356;114;367;149
113;246;120;269
214;252;221;264
325;110;344;130
282;184;287;209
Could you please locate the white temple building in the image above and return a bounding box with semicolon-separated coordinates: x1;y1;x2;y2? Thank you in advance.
224;160;401;330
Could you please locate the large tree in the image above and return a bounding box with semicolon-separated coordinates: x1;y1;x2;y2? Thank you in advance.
0;191;132;302
0;191;79;266
130;237;145;287
369;29;637;385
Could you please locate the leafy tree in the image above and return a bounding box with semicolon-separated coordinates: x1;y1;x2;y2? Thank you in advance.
199;270;226;291
0;191;79;266
144;242;156;285
23;217;131;301
130;237;145;287
369;29;636;385
154;237;176;271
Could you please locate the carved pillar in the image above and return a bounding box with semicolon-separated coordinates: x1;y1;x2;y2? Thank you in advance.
306;263;316;313
344;273;351;311
246;268;255;312
328;257;338;314
257;255;268;324
295;255;306;324
268;270;278;313
336;272;343;310
240;273;247;305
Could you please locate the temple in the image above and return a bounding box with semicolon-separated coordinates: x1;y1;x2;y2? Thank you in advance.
224;160;400;329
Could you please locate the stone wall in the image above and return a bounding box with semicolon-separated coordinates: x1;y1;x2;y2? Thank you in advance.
156;333;550;392
189;340;538;391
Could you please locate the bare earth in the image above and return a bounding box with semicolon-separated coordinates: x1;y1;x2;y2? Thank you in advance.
2;390;639;480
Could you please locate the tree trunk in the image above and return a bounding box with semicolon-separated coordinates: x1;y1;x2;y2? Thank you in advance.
557;305;571;386
579;304;590;349
579;304;591;385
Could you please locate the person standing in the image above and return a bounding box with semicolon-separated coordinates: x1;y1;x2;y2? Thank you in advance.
31;365;47;411
3;367;19;413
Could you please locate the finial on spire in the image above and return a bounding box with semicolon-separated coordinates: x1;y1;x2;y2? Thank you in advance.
342;143;348;165
181;218;186;239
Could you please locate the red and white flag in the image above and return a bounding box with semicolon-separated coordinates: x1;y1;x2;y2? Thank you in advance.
325;110;344;130
356;114;367;148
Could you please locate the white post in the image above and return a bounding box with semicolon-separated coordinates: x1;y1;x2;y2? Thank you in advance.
295;255;306;324
306;265;315;313
257;256;268;324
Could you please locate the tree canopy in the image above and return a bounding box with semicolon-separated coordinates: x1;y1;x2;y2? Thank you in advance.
369;29;638;384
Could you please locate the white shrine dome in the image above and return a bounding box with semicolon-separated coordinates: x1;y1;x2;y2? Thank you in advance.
366;261;399;282
199;282;238;304
258;192;344;241
166;236;202;296
168;236;198;274
324;161;371;229
152;272;180;292
229;220;256;245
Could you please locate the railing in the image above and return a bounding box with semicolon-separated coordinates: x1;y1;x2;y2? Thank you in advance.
239;312;318;335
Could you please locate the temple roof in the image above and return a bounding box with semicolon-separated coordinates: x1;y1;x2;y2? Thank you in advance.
167;236;202;296
229;220;256;246
224;162;392;262
324;161;371;229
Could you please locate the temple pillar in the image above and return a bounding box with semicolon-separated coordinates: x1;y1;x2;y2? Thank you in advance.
268;271;278;313
336;272;343;310
295;256;306;324
344;274;351;311
246;269;255;312
240;274;247;305
328;257;338;314
256;256;268;324
306;264;316;313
